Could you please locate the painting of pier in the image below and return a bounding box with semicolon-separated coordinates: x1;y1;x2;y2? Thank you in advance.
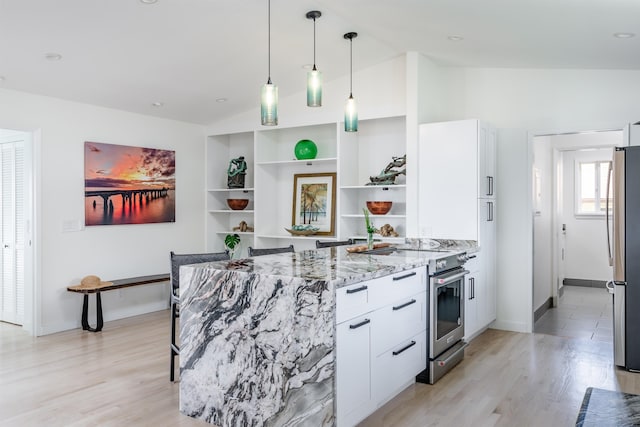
84;141;175;226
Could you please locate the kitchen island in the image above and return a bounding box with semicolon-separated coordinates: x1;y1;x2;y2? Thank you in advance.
178;247;445;427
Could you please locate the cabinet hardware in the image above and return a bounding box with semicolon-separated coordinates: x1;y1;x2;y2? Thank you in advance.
392;271;417;281
346;285;368;294
392;340;416;356
488;201;494;222
349;318;371;329
467;254;477;259
488;176;494;196
392;299;417;311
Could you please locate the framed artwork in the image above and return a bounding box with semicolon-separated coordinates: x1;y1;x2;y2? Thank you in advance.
84;141;176;226
292;172;336;236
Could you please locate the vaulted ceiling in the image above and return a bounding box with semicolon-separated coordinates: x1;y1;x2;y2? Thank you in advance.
1;0;638;125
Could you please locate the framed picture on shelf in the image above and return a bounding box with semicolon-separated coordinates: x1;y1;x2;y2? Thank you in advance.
292;172;336;236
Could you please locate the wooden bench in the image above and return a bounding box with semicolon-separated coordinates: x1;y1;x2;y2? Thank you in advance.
67;274;170;332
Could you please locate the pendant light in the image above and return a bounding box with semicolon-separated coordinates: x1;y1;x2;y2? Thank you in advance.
344;32;358;132
261;0;278;126
306;11;322;107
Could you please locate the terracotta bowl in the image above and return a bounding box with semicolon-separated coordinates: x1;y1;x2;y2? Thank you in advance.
366;201;392;215
227;198;249;210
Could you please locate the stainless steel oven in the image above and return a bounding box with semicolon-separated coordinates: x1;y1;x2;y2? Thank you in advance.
415;251;469;384
430;267;466;358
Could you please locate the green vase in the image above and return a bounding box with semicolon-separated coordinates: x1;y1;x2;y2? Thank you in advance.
294;139;318;160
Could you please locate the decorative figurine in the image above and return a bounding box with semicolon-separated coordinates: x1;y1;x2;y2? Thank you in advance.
227;156;247;188
366;154;406;186
378;223;399;237
232;220;254;232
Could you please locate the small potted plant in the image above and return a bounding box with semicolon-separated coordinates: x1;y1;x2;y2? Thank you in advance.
363;208;376;250
224;233;241;259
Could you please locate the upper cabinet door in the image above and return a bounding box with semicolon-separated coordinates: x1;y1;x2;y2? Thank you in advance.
479;124;497;199
418;119;479;240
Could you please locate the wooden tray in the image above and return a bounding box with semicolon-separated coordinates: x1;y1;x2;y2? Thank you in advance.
345;242;392;253
285;228;318;236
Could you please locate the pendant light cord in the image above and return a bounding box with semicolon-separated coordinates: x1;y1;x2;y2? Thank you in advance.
349;36;353;97
313;16;317;69
267;0;271;83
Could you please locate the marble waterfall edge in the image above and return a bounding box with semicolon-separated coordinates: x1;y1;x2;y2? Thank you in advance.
179;265;335;427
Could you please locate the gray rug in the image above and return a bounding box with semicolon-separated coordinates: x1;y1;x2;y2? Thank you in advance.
576;387;640;426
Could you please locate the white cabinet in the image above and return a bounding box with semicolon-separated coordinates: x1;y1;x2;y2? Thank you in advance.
336;314;374;426
417;119;496;242
336;267;427;427
418;119;497;341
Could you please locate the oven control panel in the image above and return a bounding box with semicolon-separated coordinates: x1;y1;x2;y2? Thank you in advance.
429;251;468;274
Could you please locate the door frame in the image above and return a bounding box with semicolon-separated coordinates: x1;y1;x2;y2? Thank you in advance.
528;126;626;326
0;128;39;335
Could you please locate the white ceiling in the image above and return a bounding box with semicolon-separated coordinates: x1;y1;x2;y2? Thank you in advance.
1;0;639;125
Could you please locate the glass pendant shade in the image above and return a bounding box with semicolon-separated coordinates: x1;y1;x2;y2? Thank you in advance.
307;67;322;107
344;94;358;132
261;80;278;126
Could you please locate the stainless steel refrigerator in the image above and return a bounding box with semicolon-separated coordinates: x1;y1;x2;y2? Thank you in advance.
607;145;640;371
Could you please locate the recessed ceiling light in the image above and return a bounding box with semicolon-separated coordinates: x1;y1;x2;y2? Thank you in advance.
45;53;62;61
614;32;635;39
216;98;227;103
447;35;464;42
140;0;158;4
151;102;164;107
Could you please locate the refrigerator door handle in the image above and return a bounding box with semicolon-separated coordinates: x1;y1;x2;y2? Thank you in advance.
606;161;613;267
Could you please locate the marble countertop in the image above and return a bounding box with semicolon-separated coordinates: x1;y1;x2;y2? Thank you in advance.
190;246;462;289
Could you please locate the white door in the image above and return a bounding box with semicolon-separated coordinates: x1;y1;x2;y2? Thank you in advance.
1;139;25;325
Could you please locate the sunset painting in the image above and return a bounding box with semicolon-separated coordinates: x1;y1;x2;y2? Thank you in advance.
84;141;176;226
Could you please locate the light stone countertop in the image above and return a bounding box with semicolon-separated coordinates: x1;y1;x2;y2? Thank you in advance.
185;246;463;289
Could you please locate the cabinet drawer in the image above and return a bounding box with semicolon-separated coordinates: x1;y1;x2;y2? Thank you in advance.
336;280;375;323
372;331;426;406
368;267;426;310
371;291;426;356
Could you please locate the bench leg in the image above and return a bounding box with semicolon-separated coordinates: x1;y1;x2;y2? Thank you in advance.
81;292;104;332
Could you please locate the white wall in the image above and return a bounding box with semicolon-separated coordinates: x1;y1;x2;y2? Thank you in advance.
440;67;640;332
0;88;205;335
533;136;553;311
561;147;614;281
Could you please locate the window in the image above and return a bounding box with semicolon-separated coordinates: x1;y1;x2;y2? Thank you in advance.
576;160;612;215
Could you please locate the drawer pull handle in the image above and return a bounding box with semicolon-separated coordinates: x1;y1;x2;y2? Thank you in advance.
392;271;417;281
346;285;368;294
349;318;371;329
392;340;416;356
392;299;417;311
467;254;477;259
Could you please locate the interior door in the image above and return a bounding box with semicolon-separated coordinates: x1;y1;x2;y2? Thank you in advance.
1;140;25;325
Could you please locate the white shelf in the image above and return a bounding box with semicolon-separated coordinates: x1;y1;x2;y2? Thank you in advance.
208;188;255;192
341;214;407;219
340;185;406;190
256;158;337;166
256;234;333;240
348;235;405;243
209;210;255;214
214;231;254;235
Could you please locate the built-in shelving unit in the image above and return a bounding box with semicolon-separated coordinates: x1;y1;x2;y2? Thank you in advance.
205;115;409;254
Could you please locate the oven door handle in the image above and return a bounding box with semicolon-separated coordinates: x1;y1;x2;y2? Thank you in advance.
434;270;469;285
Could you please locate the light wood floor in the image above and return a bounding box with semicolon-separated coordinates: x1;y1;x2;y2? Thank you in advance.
2;311;639;427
